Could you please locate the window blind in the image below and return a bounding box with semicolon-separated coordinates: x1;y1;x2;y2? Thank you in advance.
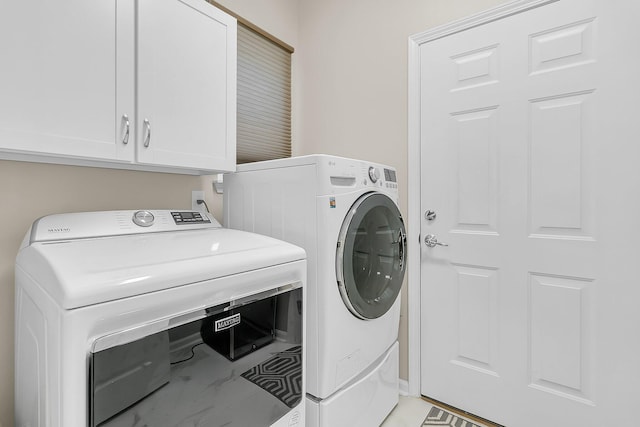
236;23;292;164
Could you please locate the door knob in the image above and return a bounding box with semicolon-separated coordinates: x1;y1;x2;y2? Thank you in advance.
424;234;448;248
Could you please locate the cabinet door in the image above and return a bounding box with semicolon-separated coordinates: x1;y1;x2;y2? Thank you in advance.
137;0;237;172
0;0;135;162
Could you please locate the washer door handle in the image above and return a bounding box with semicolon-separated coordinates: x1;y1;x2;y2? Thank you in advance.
396;230;407;270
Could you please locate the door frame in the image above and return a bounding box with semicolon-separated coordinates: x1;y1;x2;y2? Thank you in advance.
406;0;557;397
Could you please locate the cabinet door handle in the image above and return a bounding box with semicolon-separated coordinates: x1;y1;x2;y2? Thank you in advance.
143;119;151;148
121;114;130;145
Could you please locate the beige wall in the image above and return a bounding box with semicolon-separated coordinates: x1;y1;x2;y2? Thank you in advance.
0;1;508;425
295;0;506;380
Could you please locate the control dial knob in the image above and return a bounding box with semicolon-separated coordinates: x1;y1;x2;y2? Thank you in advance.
368;166;380;183
132;210;155;227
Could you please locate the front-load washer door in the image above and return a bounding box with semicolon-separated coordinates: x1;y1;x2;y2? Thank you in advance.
336;192;407;320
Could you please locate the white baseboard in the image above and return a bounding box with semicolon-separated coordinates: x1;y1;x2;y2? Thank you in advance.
399;379;410;396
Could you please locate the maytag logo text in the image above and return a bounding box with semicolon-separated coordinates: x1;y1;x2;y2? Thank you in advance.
215;313;241;332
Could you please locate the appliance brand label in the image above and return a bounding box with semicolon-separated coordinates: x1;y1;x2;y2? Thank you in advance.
47;227;71;233
215;313;241;332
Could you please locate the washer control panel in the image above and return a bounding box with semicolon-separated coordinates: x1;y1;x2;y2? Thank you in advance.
383;167;398;189
368;166;381;183
383;168;397;183
320;156;399;194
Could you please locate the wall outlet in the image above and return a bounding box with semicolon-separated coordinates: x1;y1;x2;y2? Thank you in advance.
191;190;205;212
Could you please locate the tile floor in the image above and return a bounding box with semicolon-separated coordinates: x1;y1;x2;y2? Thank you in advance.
381;396;488;427
381;396;434;427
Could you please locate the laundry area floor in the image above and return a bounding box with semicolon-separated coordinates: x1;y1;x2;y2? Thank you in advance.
382;396;490;427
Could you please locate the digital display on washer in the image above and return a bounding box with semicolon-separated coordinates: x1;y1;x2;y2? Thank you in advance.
383;168;397;182
171;211;210;224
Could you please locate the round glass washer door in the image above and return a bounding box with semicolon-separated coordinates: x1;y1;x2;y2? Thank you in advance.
336;192;407;320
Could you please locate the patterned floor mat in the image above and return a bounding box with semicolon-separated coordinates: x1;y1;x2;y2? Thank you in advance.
241;346;302;408
423;406;483;427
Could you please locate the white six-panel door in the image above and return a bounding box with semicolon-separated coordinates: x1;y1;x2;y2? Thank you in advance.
412;0;640;425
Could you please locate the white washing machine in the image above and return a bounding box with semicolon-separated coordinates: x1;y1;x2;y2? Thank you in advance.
15;210;306;427
224;155;406;427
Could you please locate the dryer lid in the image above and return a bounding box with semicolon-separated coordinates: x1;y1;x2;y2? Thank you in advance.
16;211;306;309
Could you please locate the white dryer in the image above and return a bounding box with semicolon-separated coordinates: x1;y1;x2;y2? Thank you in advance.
15;210;306;427
224;155;407;427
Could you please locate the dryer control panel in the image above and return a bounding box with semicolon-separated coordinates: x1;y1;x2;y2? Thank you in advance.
28;210;221;244
170;211;211;225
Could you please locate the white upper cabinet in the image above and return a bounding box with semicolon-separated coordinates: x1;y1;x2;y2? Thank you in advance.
0;0;135;163
0;0;236;174
137;0;236;172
